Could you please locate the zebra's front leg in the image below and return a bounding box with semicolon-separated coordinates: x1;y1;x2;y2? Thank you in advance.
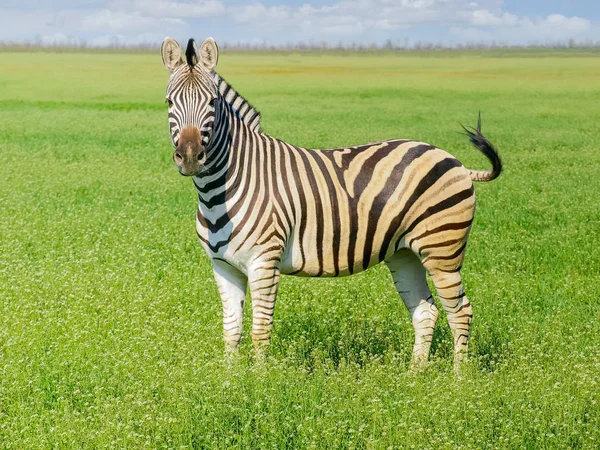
212;259;248;353
248;260;281;352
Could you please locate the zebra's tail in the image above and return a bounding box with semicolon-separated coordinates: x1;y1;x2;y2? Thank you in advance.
461;113;502;182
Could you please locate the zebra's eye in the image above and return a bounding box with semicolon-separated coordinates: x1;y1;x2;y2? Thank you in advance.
208;98;215;108
166;98;173;108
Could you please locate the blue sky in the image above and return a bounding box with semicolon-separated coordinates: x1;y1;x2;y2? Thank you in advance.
0;1;598;47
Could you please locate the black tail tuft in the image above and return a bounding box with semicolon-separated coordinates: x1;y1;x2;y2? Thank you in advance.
460;112;502;182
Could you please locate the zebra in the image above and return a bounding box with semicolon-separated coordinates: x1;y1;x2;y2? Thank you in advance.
160;37;502;369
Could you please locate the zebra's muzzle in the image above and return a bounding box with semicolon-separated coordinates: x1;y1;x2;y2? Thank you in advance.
174;127;207;176
174;148;206;176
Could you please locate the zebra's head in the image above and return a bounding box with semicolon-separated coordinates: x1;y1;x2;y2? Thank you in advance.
161;37;219;176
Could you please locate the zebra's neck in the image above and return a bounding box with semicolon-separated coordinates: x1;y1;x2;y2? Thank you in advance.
193;95;262;206
212;72;261;133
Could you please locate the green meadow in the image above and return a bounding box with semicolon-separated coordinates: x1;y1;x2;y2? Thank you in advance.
0;49;599;448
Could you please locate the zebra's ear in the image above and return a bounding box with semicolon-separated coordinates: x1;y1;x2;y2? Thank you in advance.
161;37;183;72
199;37;219;72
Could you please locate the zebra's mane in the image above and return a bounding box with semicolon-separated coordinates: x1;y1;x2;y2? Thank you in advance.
212;73;261;133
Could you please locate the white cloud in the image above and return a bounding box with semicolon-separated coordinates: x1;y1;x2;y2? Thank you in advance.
455;9;593;42
232;3;292;24
520;14;592;41
469;9;520;27
0;9;85;41
466;9;591;34
107;0;225;18
228;0;514;39
227;1;597;44
0;0;597;46
82;9;185;32
230;0;458;37
540;14;590;34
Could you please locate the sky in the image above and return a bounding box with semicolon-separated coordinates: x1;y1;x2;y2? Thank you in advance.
0;0;598;47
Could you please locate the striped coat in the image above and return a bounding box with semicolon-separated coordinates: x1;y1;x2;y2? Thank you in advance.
161;37;502;369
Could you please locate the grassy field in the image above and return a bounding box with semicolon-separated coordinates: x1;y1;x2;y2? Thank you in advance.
0;49;599;448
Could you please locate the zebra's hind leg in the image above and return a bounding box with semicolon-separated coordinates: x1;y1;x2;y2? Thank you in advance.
428;269;472;371
385;249;439;370
212;260;248;353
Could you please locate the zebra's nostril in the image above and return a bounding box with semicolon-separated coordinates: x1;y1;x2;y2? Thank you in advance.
174;152;183;162
197;152;205;161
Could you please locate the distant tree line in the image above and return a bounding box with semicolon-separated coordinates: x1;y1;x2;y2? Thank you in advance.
1;37;599;53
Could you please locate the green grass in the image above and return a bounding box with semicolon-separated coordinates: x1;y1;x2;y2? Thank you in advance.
1;49;599;448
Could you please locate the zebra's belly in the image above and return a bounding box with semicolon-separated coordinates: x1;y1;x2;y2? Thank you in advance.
279;259;373;277
278;237;391;277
